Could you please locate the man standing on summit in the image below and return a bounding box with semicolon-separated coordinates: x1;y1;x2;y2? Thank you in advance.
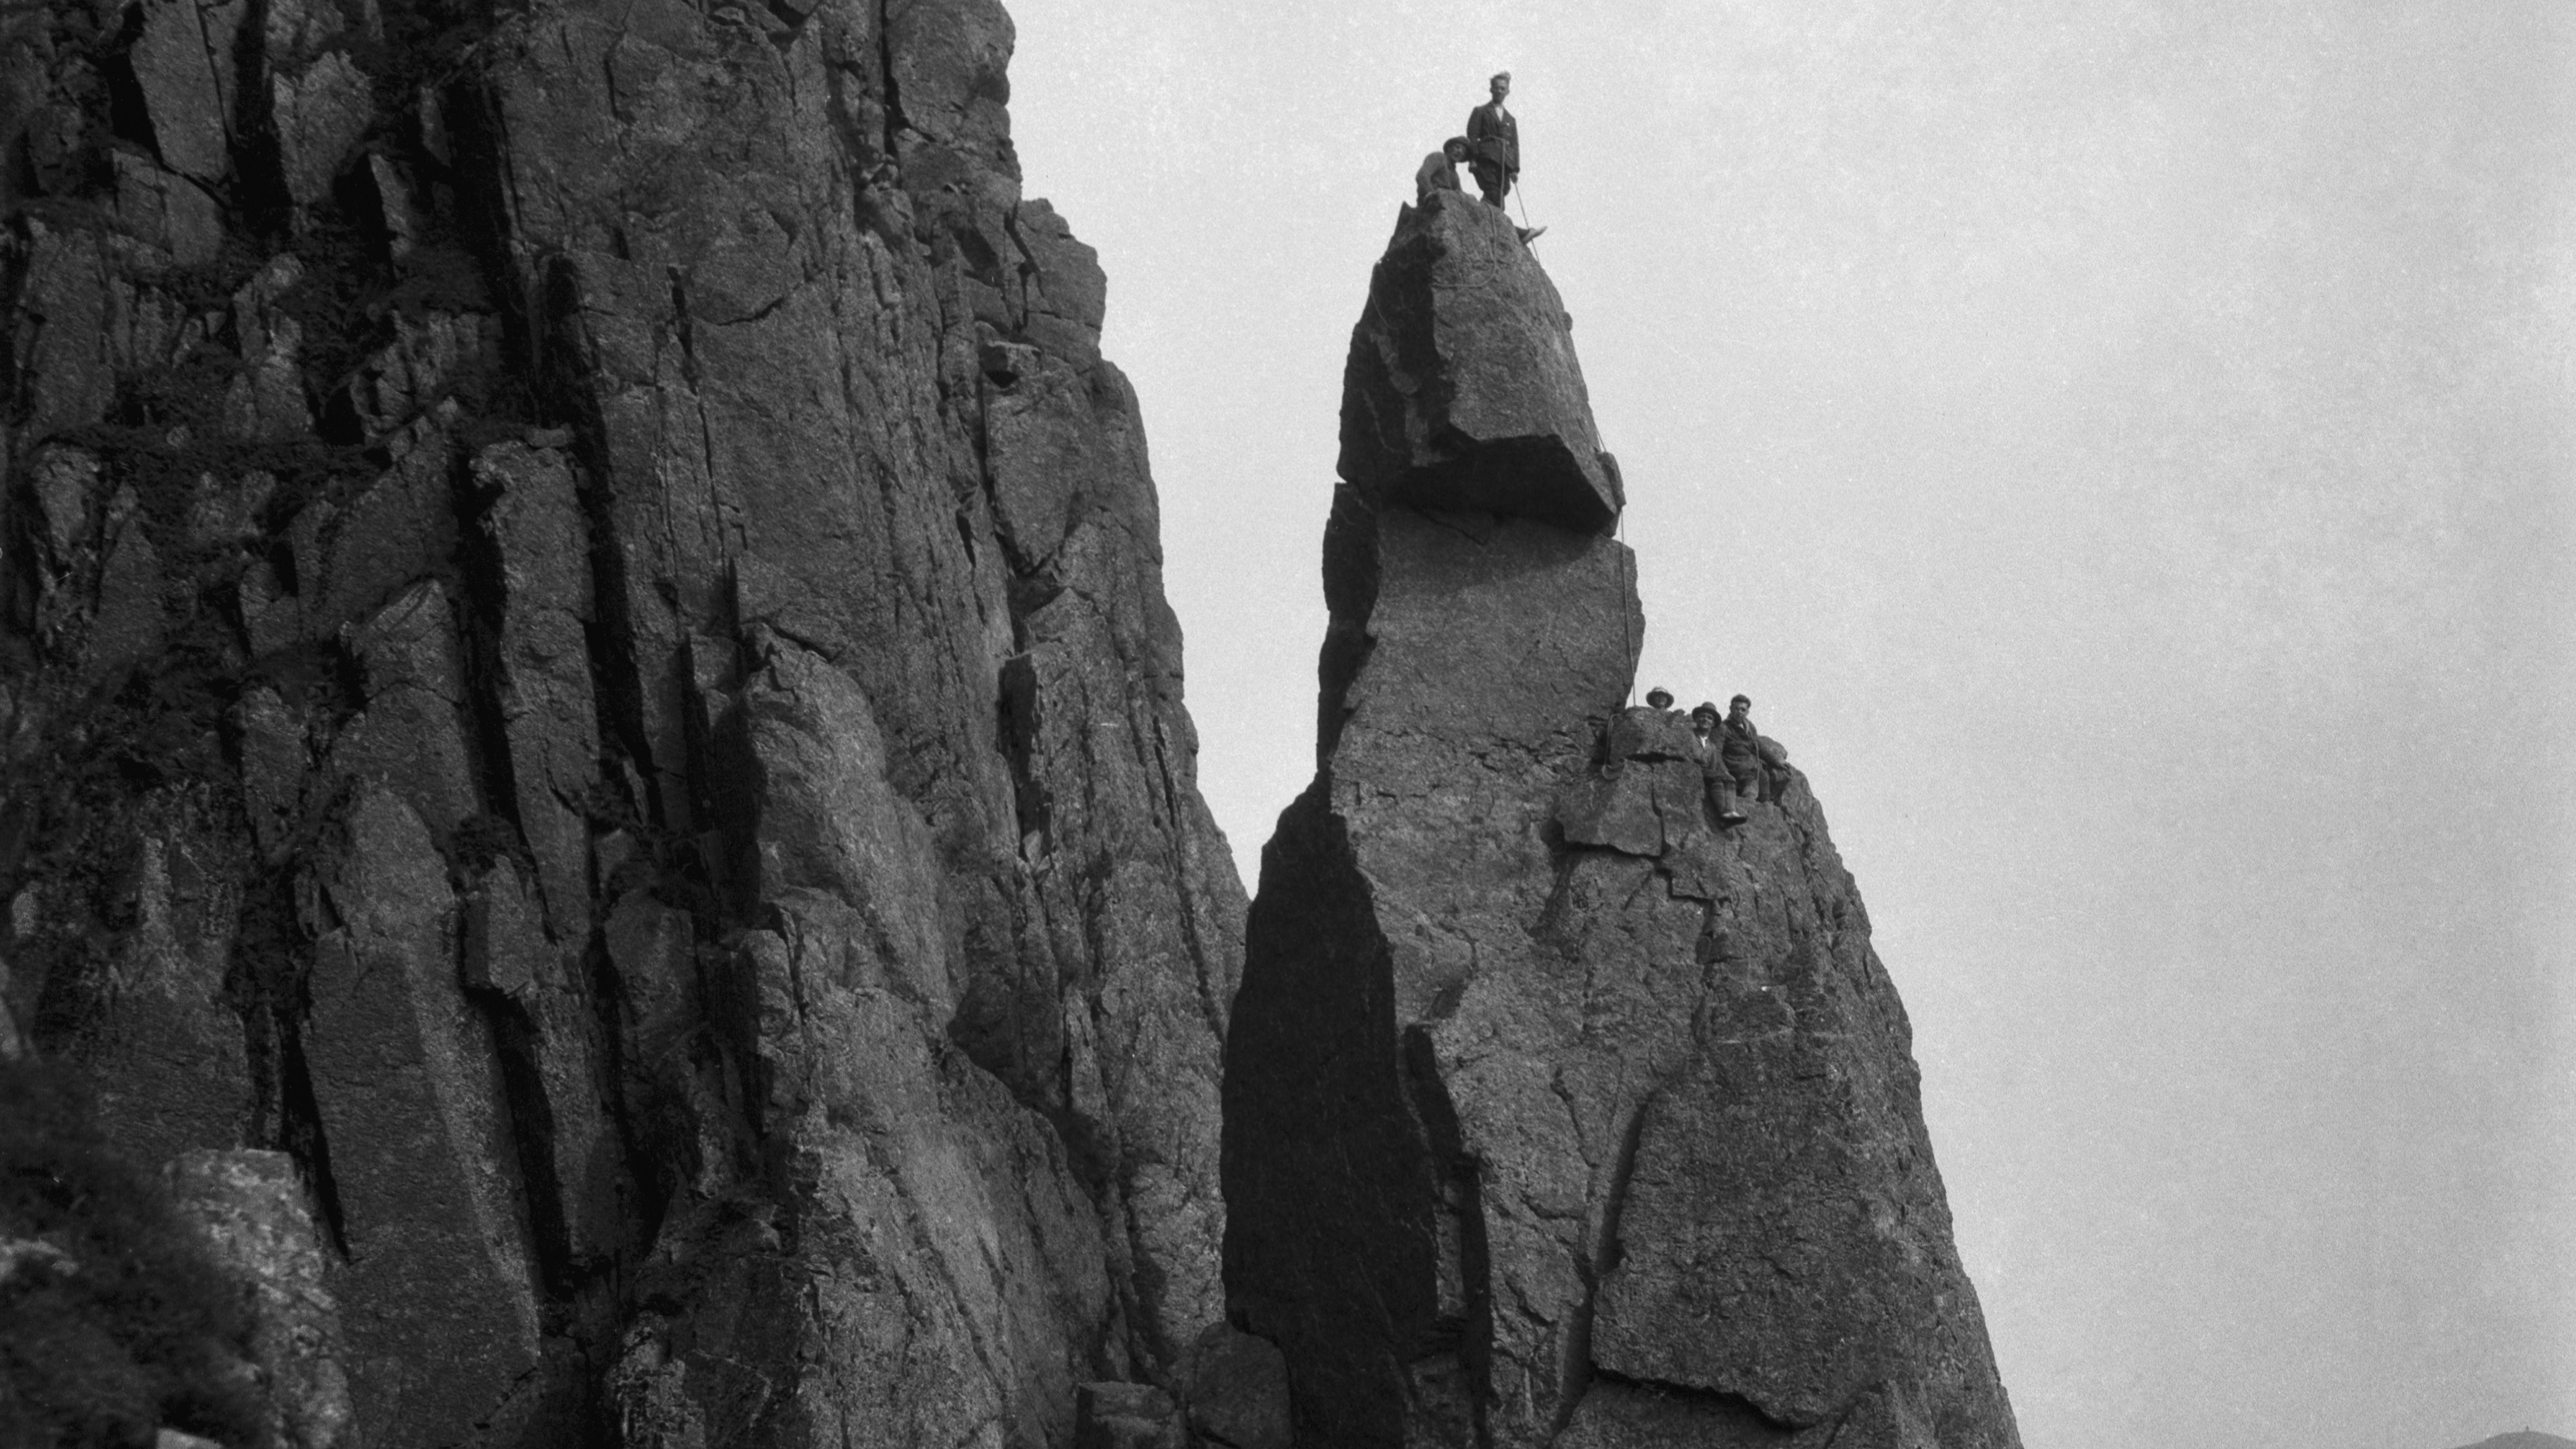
1467;71;1519;209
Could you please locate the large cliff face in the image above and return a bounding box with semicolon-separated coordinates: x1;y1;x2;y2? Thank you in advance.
1222;192;2021;1449
0;0;1243;1443
3;3;2023;1443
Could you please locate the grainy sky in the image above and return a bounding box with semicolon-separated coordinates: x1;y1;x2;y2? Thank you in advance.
999;4;2576;1447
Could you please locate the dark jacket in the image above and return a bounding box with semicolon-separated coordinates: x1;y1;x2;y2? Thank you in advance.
1694;729;1735;787
1415;151;1462;202
1718;716;1763;775
1467;101;1518;173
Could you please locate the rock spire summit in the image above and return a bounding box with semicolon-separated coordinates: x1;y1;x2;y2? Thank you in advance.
1222;193;2024;1448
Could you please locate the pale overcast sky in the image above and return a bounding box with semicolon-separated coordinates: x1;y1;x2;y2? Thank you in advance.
1000;4;2576;1448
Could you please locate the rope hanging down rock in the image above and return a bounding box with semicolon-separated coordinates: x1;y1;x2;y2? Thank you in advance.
1617;505;1634;707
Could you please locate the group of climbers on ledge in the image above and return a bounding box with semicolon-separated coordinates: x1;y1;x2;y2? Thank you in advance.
1644;687;1789;827
1412;71;1546;244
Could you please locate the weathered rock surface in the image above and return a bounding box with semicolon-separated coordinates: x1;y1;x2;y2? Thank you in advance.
2;0;1240;1442
1339;192;1624;536
164;1149;355;1449
1180;1323;1293;1449
1224;206;2021;1448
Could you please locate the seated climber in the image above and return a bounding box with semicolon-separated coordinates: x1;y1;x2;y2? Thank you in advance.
1690;702;1745;824
1716;695;1790;806
1415;137;1471;203
1644;686;1676;714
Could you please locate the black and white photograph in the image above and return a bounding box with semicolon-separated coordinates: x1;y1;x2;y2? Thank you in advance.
1;1;2566;1446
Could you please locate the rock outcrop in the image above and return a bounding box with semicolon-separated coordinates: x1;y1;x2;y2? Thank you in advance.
164;1148;356;1449
1338;191;1622;536
1223;191;2021;1448
1;0;1241;1443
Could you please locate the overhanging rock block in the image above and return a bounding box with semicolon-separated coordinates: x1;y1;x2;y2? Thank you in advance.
1338;190;1625;535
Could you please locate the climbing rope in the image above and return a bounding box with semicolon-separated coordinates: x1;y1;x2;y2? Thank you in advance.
1617;503;1634;707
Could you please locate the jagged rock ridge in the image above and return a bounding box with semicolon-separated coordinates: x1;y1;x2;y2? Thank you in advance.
1;0;1245;1442
1223;190;2023;1448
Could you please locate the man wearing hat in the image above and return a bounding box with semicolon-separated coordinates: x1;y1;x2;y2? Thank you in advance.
1415;136;1471;202
1690;701;1747;824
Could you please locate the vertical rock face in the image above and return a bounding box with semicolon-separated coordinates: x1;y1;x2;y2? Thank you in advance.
1223;192;2021;1449
0;0;1242;1443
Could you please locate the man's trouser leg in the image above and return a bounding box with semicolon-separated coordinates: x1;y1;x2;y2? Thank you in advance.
1472;163;1508;208
1719;774;1749;820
